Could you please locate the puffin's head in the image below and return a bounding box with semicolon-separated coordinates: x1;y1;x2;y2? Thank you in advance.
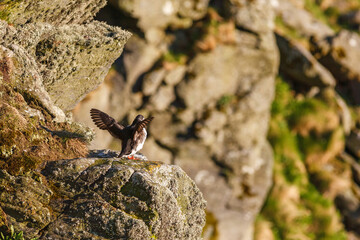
131;114;145;125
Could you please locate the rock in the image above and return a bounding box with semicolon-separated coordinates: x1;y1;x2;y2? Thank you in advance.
0;170;53;239
311;30;360;104
202;110;227;132
0;152;206;239
122;36;162;87
274;0;334;38
110;0;209;31
177;109;196;125
311;30;360;82
142;69;167;96
0;0;107;26
177;141;274;240
177;43;262;112
276;33;336;87
27;22;129;111
335;190;360;236
346;131;360;158
1;19;131;112
0;206;7;233
164;65;187;86
228;0;276;33
178;0;210;20
319;0;357;13
0;29;66;121
41;153;206;239
141;137;173;164
149;112;188;149
149;85;176;111
195;110;227;146
335;92;352;135
339;10;360;30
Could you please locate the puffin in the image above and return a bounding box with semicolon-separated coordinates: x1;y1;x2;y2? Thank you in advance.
90;108;154;159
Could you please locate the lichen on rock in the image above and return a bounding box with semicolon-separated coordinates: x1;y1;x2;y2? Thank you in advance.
39;151;206;240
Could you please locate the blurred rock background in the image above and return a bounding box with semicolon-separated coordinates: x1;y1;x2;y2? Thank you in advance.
72;0;360;239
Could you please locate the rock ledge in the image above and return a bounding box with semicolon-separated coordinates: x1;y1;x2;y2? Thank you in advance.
0;150;206;240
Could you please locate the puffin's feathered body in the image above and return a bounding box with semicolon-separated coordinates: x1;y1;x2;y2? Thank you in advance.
90;108;153;158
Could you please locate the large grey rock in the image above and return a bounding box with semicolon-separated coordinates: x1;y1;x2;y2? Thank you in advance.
311;30;360;83
274;0;334;39
339;10;360;30
0;170;52;238
0;0;106;26
228;0;276;33
177;45;242;112
2;21;130;111
276;33;336;87
0;29;65;121
0;17;130;114
142;68;167;96
109;0;209;31
0;151;206;240
311;30;360;103
176;141;274;240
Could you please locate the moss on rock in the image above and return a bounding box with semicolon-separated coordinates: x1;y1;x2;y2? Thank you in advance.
0;77;88;175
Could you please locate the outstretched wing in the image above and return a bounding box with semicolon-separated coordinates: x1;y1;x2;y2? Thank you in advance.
90;108;124;139
132;116;154;140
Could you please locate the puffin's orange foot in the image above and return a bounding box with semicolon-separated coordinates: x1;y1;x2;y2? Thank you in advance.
127;155;135;160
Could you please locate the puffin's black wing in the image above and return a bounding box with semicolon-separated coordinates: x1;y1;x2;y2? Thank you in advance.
90;108;124;139
132;117;154;140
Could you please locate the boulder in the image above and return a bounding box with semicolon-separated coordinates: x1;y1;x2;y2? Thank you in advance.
311;30;360;103
228;0;276;33
311;30;360;83
274;0;334;39
0;151;206;240
109;0;209;31
1;21;131;111
276;33;336;87
338;10;360;30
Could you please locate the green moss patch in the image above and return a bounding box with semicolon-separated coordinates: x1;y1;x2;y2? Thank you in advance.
261;76;348;240
0;80;88;176
0;0;22;23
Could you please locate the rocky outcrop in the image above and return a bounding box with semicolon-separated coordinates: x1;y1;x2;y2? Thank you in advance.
276;34;336;87
310;30;360;104
0;150;206;239
274;0;334;39
0;0;130;113
0;0;107;26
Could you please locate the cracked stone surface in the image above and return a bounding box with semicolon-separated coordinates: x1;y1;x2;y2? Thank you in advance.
0;150;206;240
0;0;107;26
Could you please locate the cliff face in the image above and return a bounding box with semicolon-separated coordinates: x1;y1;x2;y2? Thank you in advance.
0;1;206;239
2;0;359;239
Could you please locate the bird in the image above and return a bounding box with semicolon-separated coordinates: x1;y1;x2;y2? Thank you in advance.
90;108;154;159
